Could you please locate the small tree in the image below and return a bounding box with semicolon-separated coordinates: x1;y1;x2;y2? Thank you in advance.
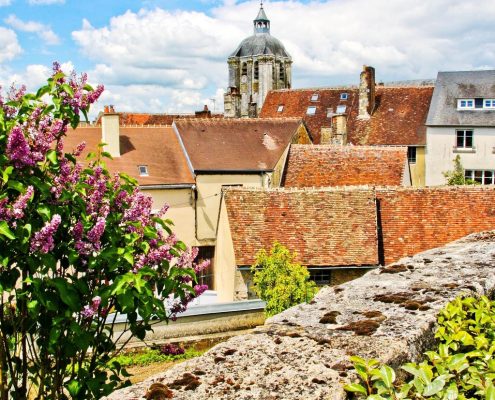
251;242;317;317
442;155;479;185
0;64;208;399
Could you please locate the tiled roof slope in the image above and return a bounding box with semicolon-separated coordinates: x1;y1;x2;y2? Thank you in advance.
224;187;378;266
64;126;194;186
348;86;434;146
260;88;358;144
426;70;495;126
283;145;408;188
174;118;304;172
260;86;434;145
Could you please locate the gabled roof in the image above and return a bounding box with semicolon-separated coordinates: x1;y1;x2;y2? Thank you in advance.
94;112;223;126
64;126;195;186
348;86;434;146
224;187;378;266
260;88;358;144
426;70;495;126
174;118;303;172
283;145;408;188
260;85;434;145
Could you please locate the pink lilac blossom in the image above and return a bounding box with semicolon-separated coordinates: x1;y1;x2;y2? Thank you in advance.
6;126;35;167
9;186;34;219
30;214;62;254
87;217;106;251
80;295;102;319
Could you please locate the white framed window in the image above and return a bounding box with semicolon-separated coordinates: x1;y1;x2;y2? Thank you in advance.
484;99;495;109
310;93;319;102
138;165;149;176
465;170;495;185
456;129;473;149
336;105;347;114
457;99;474;109
306;106;317;115
340;93;348;100
277;104;284;113
326;108;333;118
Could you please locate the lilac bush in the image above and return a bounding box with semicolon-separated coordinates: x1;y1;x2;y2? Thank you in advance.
0;64;208;399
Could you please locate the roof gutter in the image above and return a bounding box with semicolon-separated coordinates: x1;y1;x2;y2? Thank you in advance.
195;169;274;174
139;184;195;190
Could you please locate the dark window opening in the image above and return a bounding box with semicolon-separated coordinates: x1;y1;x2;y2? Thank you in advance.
475;98;483;109
254;61;259;80
456;129;473;148
407;147;417;163
241;63;247;77
308;268;332;286
195;246;214;289
279;63;284;81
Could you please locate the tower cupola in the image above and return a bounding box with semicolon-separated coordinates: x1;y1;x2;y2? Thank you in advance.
254;2;270;34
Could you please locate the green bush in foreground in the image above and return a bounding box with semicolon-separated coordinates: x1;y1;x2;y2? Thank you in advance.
345;296;495;399
251;242;317;317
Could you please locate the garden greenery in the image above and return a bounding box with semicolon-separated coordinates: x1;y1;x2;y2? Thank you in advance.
251;242;317;317
345;296;495;399
442;155;479;186
0;64;209;399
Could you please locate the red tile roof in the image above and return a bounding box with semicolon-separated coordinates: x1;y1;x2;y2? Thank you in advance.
64;126;194;186
94;112;223;126
283;145;408;188
174;118;305;172
224;187;378;266
260;86;434;145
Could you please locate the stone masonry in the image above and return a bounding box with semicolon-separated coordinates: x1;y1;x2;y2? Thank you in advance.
106;231;495;399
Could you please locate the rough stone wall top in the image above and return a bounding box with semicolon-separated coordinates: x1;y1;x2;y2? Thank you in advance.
107;231;495;400
224;187;378;266
283;145;408;188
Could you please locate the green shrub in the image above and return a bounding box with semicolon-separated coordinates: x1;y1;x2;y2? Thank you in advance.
345;296;495;399
111;347;203;368
251;242;317;316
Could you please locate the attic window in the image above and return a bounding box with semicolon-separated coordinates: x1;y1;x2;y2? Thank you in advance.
310;93;319;102
306;106;317;115
336;105;347;114
340;93;348;100
277;105;284;113
138;165;149;176
457;99;474;109
484;99;495;109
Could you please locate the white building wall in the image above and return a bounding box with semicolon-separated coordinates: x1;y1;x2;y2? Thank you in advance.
426;127;495;186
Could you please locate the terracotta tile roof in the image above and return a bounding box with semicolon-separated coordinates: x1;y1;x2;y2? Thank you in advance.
64;126;195;186
260;88;358;144
347;86;434;146
94;112;223;126
283;145;408;188
260;86;434;145
224;187;378;266
174;118;303;172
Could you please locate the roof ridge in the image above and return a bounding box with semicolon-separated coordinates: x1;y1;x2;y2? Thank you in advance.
290;144;408;150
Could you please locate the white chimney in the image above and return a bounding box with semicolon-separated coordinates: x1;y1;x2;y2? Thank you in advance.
101;105;120;157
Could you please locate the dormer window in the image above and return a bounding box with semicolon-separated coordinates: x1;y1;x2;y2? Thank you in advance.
340;93;348;100
484;99;495;109
277;105;284;113
458;99;474;109
306;106;317;115
138;165;149;176
336;105;347;114
310;93;319;102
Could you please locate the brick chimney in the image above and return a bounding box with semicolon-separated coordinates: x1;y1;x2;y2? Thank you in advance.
101;105;120;157
358;65;376;119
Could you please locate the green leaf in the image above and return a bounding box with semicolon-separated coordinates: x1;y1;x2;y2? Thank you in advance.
486;383;495;400
2;166;13;184
46;149;58;165
52;278;80;311
344;383;368;395
66;379;82;396
0;221;15;240
422;376;446;397
380;365;395;388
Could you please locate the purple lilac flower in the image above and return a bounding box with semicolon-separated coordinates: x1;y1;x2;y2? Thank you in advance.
80;305;95;319
194;259;211;275
6;126;35;167
194;284;208;297
30;214;62;254
9;186;34;219
87;217;106;251
80;296;102;319
72;141;86;156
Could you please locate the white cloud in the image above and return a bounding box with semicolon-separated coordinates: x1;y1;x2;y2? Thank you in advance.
0;0;12;6
0;27;22;63
70;0;495;113
5;14;60;45
28;0;64;4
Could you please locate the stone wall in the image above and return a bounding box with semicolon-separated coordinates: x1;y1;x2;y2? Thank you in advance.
106;231;495;399
377;186;495;264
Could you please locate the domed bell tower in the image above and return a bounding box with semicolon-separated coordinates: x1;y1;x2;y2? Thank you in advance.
224;2;292;118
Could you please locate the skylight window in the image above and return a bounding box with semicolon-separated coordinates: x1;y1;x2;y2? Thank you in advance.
138;165;149;176
306;106;317;115
277;105;284;113
336;105;347;114
310;93;319;102
340;93;348;100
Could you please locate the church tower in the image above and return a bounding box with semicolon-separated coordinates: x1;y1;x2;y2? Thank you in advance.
224;2;292;118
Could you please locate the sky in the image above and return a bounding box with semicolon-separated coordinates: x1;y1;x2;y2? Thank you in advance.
0;0;494;118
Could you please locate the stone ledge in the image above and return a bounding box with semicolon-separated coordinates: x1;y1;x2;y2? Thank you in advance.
106;231;495;399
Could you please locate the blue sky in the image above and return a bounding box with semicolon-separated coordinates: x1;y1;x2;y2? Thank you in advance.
1;0;494;117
